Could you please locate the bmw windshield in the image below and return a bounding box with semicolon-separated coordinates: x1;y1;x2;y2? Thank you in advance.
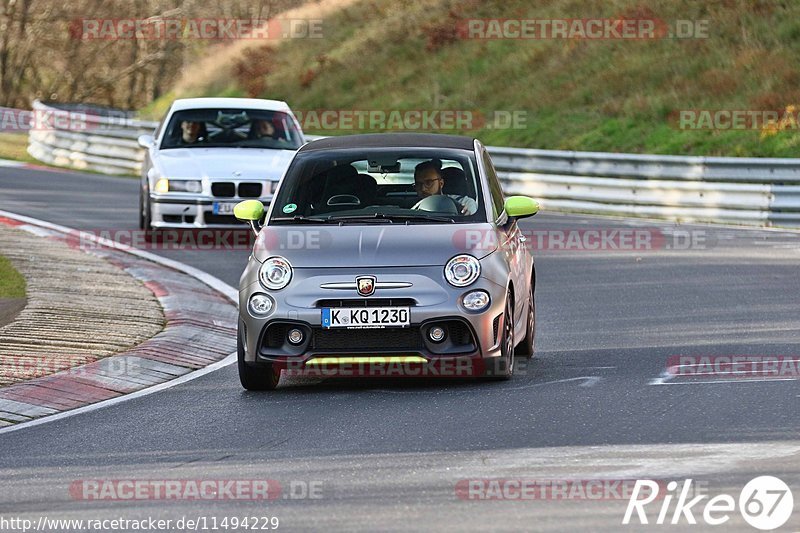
160;108;303;150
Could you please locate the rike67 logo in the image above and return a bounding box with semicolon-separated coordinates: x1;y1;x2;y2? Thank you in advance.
623;476;794;530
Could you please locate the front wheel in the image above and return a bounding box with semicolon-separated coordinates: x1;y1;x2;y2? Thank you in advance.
483;290;515;380
238;324;280;391
515;285;535;358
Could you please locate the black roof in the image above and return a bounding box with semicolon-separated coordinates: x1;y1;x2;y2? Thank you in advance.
298;133;476;152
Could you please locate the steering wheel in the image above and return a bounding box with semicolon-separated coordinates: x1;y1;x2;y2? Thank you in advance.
411;194;460;214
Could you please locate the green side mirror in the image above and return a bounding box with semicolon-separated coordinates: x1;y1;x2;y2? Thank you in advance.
234;200;265;222
504;196;539;218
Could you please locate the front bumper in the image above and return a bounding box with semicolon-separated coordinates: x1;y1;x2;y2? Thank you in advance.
239;265;509;376
150;194;272;228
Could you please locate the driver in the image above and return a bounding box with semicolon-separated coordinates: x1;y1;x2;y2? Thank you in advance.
180;120;205;144
413;160;477;215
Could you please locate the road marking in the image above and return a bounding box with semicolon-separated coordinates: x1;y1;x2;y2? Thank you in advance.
650;367;798;386
0;209;239;436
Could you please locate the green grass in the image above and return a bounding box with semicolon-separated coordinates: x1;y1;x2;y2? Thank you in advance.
146;0;800;157
0;133;37;164
0;255;26;299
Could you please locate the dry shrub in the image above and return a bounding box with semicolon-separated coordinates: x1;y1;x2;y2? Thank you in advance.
234;45;274;97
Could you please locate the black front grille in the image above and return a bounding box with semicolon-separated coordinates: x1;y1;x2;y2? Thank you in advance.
204;213;242;225
316;298;416;308
312;327;423;352
238;183;262;198
447;321;472;346
211;182;236;197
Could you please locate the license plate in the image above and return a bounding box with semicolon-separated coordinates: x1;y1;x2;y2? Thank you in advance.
212;202;237;215
321;307;410;329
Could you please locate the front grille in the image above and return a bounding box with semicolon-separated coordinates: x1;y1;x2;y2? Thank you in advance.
211;182;236;197
264;323;291;348
312;327;424;352
447;321;472;346
204;213;242;225
238;183;262;198
316;298;416;308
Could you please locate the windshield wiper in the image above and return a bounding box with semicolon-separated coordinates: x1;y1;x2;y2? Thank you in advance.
324;213;455;224
270;215;332;224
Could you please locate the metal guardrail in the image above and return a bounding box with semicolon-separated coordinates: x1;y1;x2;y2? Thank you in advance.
26;100;157;176
20;100;800;227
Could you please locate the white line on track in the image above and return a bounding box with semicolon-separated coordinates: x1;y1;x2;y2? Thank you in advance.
0;209;239;436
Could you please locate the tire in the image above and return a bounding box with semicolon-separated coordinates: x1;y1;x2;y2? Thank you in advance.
484;290;515;380
515;285;535;358
140;186;158;243
238;324;280;391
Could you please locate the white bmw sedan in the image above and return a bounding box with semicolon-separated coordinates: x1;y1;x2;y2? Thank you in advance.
137;97;305;235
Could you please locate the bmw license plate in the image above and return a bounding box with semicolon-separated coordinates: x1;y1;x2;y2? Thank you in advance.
321;307;410;329
212;202;237;215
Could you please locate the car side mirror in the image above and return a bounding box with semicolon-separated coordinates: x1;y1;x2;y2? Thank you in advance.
234;200;266;235
137;134;154;148
504;196;539;219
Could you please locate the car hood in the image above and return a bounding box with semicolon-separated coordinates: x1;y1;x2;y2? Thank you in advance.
253;223;500;267
154;147;296;181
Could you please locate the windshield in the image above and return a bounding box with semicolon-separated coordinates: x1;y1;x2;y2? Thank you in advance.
160;108;303;150
269;148;485;224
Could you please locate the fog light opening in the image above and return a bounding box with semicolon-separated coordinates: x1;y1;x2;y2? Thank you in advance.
429;326;446;343
287;328;305;345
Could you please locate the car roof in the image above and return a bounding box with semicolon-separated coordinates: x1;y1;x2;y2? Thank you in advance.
298;133;476;152
169;97;292;113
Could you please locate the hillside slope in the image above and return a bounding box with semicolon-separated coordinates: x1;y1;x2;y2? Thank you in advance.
145;0;800;156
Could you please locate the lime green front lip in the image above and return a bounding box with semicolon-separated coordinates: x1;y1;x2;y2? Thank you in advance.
304;356;429;366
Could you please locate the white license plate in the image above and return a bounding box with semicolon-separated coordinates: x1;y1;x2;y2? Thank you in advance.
212;202;238;215
321;307;410;329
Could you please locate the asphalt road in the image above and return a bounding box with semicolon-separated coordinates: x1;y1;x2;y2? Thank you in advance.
0;166;799;531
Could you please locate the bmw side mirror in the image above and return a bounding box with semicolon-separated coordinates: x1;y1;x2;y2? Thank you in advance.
137;134;154;148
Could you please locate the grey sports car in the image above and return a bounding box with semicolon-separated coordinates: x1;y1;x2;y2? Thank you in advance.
234;133;539;390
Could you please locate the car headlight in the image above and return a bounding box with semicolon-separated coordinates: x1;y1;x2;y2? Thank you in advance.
169;180;202;193
444;254;480;287
462;290;490;311
259;256;293;290
248;293;274;317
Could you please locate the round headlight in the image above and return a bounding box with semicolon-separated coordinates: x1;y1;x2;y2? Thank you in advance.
444;254;480;287
185;180;202;193
259;256;293;290
248;293;274;317
463;290;490;311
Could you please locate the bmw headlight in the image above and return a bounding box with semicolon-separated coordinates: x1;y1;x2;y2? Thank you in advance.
444;254;480;287
259;256;293;290
169;180;202;193
153;179;202;193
